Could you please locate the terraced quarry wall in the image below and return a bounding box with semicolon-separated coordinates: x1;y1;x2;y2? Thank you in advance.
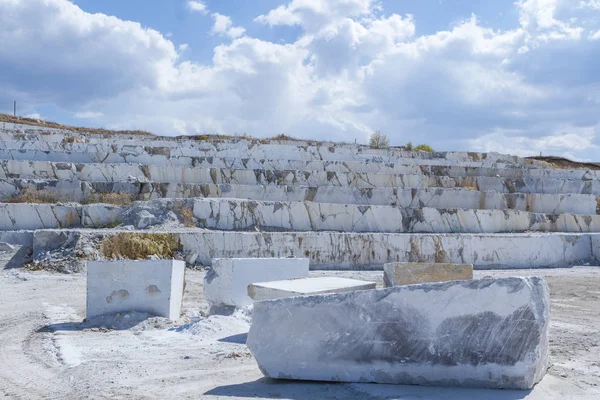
1;121;599;270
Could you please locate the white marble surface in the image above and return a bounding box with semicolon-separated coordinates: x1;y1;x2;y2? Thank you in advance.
204;258;309;311
86;260;185;320
248;277;376;301
247;277;550;389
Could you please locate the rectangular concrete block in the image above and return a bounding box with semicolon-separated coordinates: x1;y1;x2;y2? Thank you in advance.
204;258;309;311
248;277;376;301
86;260;185;321
384;262;473;287
248;277;550;390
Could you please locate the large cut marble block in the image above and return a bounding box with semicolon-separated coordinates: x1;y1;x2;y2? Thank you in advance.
248;277;376;301
384;262;473;287
87;260;185;321
248;277;550;390
204;258;309;311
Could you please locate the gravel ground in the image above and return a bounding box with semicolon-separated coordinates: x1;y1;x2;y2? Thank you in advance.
0;261;599;399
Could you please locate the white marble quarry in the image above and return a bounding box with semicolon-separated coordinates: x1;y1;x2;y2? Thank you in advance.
86;260;185;321
0;157;563;181
383;262;473;286
175;231;594;269
0;203;123;230
0;147;540;170
10;144;590;179
3;180;597;215
0;143;570;173
191;198;600;233
24;228;585;270
0;123;548;166
2;120;598;277
4;160;600;195
248;277;376;301
204;258;309;311
5;197;600;233
247;277;550;390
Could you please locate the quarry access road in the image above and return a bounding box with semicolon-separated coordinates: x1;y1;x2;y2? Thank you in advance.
0;264;599;399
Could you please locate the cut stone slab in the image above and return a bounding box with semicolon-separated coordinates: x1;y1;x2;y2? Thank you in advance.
248;277;550;390
86;260;185;321
248;277;376;301
204;258;309;312
384;262;473;287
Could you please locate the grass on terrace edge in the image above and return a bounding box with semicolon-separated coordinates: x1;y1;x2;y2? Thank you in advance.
0;113;154;136
100;233;180;260
5;113;597;169
3;189;135;205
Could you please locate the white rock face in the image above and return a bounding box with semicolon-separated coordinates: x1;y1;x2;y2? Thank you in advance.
204;258;309;312
248;277;550;390
4;158;600;194
3;180;597;215
192;198;600;233
4;197;600;233
178;231;592;269
248;277;376;301
86;260;185;321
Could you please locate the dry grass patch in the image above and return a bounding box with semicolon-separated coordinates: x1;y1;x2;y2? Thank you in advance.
179;208;196;228
172;200;196;227
100;233;180;260
526;156;600;170
82;192;134;205
4;189;61;203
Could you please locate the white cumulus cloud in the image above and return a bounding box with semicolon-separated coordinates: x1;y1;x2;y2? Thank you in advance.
1;0;600;160
212;13;246;39
187;1;207;14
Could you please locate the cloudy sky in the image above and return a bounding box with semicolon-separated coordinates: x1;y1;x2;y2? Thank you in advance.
1;0;599;159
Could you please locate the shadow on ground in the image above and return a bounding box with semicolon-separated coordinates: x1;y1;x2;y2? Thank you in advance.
38;312;154;332
2;245;33;269
205;378;533;400
218;333;247;344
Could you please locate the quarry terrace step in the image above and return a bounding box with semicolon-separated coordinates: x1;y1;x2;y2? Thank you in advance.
0;150;585;179
20;229;598;269
1;198;599;233
1;161;600;194
1;180;598;215
189;199;600;234
0;148;544;169
0;122;545;165
0;158;593;186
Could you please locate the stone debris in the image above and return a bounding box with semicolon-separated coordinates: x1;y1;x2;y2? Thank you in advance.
248;277;376;301
248;277;550;390
383;262;473;286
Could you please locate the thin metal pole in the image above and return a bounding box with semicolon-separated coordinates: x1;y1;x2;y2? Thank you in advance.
13;101;16;117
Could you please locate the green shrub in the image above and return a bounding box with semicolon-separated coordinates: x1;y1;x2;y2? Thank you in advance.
369;131;390;148
415;144;434;152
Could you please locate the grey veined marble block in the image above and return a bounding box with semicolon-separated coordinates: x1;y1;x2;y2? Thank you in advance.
247;277;549;390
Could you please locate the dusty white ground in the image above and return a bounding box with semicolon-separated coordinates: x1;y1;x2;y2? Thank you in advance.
1;262;599;399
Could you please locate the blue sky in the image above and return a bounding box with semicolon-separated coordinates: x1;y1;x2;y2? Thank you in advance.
1;0;599;159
